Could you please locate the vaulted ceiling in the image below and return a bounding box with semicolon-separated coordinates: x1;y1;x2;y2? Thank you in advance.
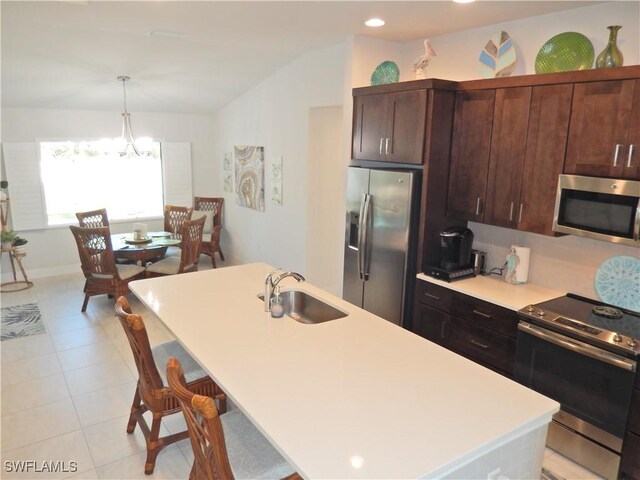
2;1;600;114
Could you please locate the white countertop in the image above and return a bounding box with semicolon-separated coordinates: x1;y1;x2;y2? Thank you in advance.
131;263;559;479
417;273;565;311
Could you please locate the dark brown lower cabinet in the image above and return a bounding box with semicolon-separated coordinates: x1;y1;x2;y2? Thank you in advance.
412;280;517;377
620;430;640;479
448;317;515;376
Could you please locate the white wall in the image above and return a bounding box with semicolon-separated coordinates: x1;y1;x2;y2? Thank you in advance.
350;2;639;87
210;42;347;288
1;108;215;279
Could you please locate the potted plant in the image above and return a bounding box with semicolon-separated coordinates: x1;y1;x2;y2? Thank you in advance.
0;180;8;200
12;235;28;255
1;230;17;250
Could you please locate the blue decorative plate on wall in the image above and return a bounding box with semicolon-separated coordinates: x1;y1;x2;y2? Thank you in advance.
370;61;400;86
594;256;640;312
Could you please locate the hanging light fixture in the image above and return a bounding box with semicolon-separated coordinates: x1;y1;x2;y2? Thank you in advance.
115;75;152;156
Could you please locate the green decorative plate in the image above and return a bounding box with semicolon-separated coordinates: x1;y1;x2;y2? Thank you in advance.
535;32;594;74
371;61;400;86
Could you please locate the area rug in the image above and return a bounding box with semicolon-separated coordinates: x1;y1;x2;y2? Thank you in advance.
1;303;47;341
541;467;565;480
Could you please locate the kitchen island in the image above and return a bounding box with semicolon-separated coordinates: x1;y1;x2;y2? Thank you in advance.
130;263;559;479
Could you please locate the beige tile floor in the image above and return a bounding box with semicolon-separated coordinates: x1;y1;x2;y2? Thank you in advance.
1;266;605;479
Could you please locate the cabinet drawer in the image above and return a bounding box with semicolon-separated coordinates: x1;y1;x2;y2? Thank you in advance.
449;317;516;374
412;303;450;347
628;388;640;435
452;293;517;338
620;430;640;480
415;280;452;313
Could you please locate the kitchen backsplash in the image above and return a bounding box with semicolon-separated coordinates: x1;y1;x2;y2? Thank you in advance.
468;222;639;301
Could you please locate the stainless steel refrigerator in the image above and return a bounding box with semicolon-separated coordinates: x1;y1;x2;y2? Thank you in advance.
343;167;420;326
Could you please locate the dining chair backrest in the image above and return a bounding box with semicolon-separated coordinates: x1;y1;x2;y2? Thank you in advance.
76;208;110;229
115;296;166;398
166;357;235;480
164;205;193;238
178;216;205;274
69;225;117;278
193;197;223;227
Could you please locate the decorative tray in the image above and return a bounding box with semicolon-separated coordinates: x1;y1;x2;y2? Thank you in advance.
371;61;400;86
125;238;152;245
148;231;171;238
535;32;594;73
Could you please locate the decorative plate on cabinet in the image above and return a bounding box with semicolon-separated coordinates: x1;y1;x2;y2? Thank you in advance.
535;32;594;73
478;31;517;78
370;61;400;86
594;256;640;311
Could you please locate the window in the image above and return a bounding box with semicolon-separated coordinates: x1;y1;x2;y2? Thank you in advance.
39;140;164;225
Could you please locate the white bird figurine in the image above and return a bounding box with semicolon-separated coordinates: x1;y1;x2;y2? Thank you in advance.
413;39;437;72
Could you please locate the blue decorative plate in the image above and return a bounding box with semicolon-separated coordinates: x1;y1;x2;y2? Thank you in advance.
371;61;399;86
594;256;640;312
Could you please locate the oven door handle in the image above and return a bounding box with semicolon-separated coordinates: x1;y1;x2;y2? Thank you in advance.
518;322;637;372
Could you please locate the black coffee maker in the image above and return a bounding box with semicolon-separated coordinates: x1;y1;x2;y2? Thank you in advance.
440;227;474;271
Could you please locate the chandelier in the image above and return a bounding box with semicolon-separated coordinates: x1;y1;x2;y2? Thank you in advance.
115;76;152;156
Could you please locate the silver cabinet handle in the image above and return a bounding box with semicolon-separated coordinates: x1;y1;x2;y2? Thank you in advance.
613;143;624;167
518;203;523;223
509;202;514;222
379;138;384;155
470;338;490;350
475;197;482;216
628;145;636;168
385;138;391;155
473;309;492;319
424;293;440;301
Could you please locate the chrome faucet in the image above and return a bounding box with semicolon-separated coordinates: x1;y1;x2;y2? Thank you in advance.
264;270;305;311
264;268;282;311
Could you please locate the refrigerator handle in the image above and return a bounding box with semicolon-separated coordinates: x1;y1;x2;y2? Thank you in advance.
360;193;372;281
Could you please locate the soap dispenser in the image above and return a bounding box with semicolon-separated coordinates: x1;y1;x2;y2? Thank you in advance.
270;286;285;318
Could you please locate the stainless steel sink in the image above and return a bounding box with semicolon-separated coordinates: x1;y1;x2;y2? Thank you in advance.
258;290;348;324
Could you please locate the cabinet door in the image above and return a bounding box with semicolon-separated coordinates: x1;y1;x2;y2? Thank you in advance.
352;94;387;161
519;84;573;235
385;90;427;165
565;80;636;177
484;87;532;229
411;303;450;347
447;90;495;221
622;79;640;180
620;431;640;480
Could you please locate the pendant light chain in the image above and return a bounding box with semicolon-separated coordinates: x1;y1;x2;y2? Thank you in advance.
116;75;151;157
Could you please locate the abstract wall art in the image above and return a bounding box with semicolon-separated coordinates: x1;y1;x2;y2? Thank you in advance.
234;145;265;211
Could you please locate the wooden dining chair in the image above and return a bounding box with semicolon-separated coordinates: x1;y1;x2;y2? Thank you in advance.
76;208;110;228
164;205;193;239
115;297;227;475
193;197;225;268
166;357;301;480
146;216;205;277
69;225;145;312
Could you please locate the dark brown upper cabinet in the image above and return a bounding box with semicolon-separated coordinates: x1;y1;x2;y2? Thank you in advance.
565;79;639;179
352;90;427;164
484;84;573;235
446;90;495;221
484;87;532;229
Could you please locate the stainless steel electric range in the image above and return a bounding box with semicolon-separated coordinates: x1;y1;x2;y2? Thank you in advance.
515;294;639;480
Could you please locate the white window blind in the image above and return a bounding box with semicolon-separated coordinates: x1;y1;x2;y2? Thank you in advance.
162;142;193;206
2;141;192;230
2;143;47;231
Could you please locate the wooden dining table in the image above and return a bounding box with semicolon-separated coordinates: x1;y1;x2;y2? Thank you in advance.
111;231;180;265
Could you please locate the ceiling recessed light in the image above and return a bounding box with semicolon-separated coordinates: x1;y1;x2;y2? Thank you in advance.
453;0;476;3
365;18;385;27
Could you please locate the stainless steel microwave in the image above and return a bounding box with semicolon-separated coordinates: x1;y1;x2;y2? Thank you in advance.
553;174;640;247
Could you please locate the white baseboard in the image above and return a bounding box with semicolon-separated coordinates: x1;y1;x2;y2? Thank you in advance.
1;263;80;283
